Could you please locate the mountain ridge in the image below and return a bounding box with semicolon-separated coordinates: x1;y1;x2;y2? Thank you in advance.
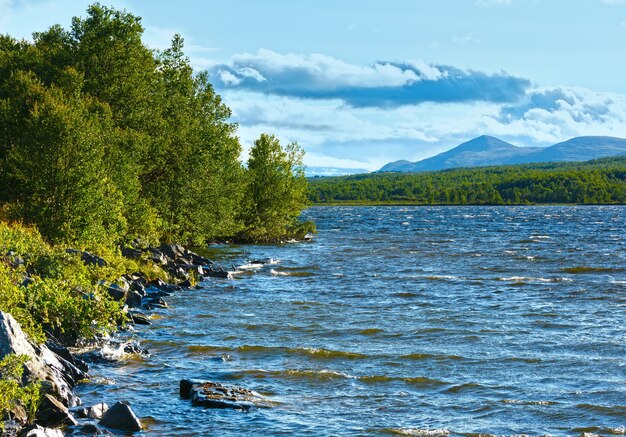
378;135;626;172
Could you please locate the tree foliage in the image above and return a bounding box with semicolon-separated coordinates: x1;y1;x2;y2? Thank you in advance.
241;134;310;241
0;4;309;246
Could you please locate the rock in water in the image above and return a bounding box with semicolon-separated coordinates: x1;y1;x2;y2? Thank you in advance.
19;424;65;437
74;402;109;420
98;402;142;432
179;379;270;410
35;394;78;427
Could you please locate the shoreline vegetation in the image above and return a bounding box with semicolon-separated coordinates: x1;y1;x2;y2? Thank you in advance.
308;157;626;206
0;3;313;434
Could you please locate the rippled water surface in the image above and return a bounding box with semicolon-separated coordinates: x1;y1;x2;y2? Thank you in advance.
77;206;626;436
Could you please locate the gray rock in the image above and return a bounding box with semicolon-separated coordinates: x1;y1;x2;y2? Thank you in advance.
147;249;168;266
180;379;271;410
125;290;143;308
74;402;108;420
74;424;114;435
98;402;142;432
127;311;151;326
66;249;107;268
19;424;64;437
0;312;81;407
35;394;78;427
159;244;186;261
120;247;142;259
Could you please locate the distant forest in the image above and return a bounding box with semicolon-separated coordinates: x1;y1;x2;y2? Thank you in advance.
308;157;626;205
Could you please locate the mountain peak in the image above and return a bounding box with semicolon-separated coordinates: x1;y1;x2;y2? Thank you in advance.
378;135;626;172
454;135;518;152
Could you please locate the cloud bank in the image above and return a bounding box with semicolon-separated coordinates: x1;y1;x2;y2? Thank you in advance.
209;49;530;108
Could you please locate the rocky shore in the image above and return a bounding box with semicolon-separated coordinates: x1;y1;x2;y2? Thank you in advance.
0;243;262;436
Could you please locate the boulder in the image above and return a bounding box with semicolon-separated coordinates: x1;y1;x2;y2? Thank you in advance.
142;297;167;310
98;402;142;432
179;379;270;410
35;394;78;427
0;312;82;407
147;249;169;266
120;247;142;260
124;290;143;308
127;311;151;326
159;244;186;261
65;250;107;268
74;424;114;435
203;268;230;279
19;424;64;437
74;402;108;420
105;283;127;302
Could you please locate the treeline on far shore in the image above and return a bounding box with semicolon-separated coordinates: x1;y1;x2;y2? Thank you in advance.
307;157;626;205
0;4;312;249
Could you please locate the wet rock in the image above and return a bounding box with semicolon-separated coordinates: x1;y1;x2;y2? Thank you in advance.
128;280;146;297
122;342;146;355
73;424;114;435
142;297;168;310
0;312;81;407
73;403;108;420
179;379;270;410
125;290;143;308
36;394;78;427
178;279;192;288
145;287;172;298
128;311;151;325
19;424;64;437
98;402;142;432
105;283;127;302
203;268;230;279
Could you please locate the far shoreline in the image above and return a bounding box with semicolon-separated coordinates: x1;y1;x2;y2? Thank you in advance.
310;202;626;207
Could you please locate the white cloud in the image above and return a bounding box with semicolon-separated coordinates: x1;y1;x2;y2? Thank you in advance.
227;49;423;89
219;70;241;86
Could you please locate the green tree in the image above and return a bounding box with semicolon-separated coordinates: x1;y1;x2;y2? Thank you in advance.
242;134;309;241
0;71;126;245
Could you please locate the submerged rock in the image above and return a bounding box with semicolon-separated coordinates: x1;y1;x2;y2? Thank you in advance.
179;379;270;410
98;402;142;432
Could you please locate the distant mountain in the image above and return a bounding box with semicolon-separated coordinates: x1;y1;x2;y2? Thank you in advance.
305;166;370;177
378;135;626;172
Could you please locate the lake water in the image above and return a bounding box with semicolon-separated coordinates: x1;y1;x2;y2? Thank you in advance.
76;206;626;436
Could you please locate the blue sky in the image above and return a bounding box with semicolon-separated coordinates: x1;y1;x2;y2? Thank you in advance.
2;0;626;170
